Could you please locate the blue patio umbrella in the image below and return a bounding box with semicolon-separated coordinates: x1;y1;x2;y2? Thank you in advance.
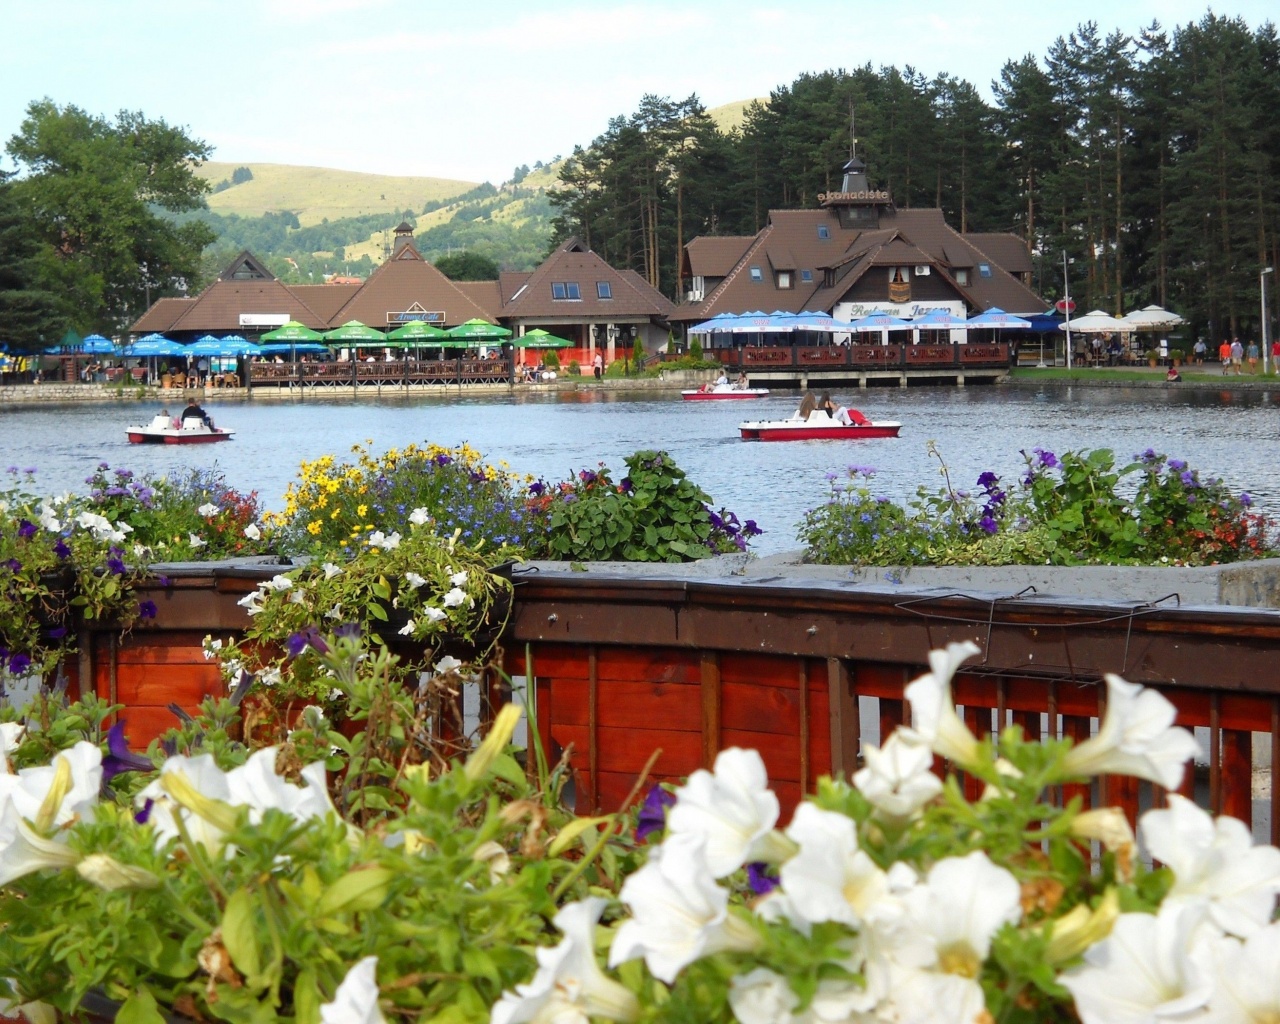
258;342;327;355
966;308;1032;328
688;312;743;335
849;314;912;332
912;310;970;329
187;336;262;356
120;336;188;357
78;334;118;354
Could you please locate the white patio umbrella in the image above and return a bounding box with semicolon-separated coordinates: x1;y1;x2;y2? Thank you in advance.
1057;310;1127;333
1121;305;1185;330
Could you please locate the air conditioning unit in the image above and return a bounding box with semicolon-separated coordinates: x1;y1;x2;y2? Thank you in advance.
914;265;931;276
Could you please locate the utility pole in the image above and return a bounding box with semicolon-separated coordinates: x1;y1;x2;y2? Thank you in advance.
1063;251;1073;370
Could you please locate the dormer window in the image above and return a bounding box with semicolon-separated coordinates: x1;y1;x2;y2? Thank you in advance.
552;282;581;300
801;269;813;283
749;266;763;282
777;271;792;290
978;263;992;278
817;224;830;239
955;269;970;286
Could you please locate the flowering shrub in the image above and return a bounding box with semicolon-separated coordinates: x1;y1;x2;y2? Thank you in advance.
800;445;1274;567
4;642;1279;1024
531;450;762;562
84;463;270;562
268;441;539;557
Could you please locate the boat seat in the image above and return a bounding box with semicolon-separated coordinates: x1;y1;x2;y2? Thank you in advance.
180;418;204;430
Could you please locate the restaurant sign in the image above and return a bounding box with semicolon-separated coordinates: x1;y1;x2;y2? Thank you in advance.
239;313;290;327
386;305;445;324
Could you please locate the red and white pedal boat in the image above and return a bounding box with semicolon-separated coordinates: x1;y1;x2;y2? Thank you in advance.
681;384;770;400
126;414;235;444
739;410;901;441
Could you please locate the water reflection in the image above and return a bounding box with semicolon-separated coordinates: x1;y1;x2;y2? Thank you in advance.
4;385;1277;555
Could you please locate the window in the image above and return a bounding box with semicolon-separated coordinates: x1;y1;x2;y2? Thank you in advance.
552;281;582;300
817;224;830;239
750;266;762;281
551;282;566;299
777;271;792;289
801;269;813;283
596;281;612;299
978;263;992;278
955;268;970;286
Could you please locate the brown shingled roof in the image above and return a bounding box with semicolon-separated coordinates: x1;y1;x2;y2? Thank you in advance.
130;296;194;334
328;242;497;326
500;238;674;320
289;284;363;323
455;280;503;314
683;235;754;278
965;233;1034;275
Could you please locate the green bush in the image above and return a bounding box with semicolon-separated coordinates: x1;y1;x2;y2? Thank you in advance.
542;350;560;371
568;359;580;375
689;337;703;360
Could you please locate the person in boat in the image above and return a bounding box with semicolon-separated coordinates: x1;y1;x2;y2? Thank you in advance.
148;408;172;431
181;398;212;429
796;392;817;420
735;371;748;390
715;372;729;389
818;392;868;426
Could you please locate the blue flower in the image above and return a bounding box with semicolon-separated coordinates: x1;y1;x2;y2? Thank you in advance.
8;653;32;676
636;785;675;841
747;861;780;895
17;519;37;538
1180;471;1196;487
1035;447;1059;469
106;557;126;576
138;600;157;620
976;471;999;489
54;539;71;560
980;515;999;535
1168;459;1187;471
102;721;154;782
1241;492;1253;507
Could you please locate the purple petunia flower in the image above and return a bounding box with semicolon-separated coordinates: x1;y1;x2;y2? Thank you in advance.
4;559;20;573
1168;459;1187;471
103;720;154;782
1241;492;1253;507
744;520;761;536
47;626;67;639
528;481;546;497
636;784;676;841
106;557;126;576
8;653;32;676
156;575;171;588
620;477;634;494
53;539;71;560
1180;471;1196;487
976;471;999;490
134;797;154;825
333;622;361;640
747;861;780;895
138;600;157;620
17;519;37;538
1035;447;1059;469
980;515;999;534
286;625;330;659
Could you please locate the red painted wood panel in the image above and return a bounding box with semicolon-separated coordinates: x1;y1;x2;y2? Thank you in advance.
721;683;801;736
551;678;700;732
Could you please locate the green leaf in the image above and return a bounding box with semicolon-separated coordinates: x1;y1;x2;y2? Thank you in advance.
114;989;166;1024
316;866;395;916
221;889;262;982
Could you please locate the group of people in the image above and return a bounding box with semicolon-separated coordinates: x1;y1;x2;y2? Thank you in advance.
1216;337;1276;375
697;371;752;393
795;391;868;425
149;399;214;430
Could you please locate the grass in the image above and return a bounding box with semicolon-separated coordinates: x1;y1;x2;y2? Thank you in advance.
1009;365;1280;384
194;162;480;227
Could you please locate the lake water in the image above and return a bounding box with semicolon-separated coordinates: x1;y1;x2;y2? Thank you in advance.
4;385;1278;554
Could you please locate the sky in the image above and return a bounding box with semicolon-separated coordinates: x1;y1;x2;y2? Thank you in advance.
2;0;1275;186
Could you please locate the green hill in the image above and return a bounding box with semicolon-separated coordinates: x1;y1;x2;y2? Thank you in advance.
706;98;765;133
194;162;480;227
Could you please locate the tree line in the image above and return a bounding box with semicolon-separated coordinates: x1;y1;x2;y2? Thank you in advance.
548;12;1280;341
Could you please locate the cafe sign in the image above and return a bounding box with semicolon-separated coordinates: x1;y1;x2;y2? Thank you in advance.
386;303;445;324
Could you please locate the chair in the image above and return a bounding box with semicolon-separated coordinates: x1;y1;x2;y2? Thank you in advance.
224;373;240;388
186;373;199;389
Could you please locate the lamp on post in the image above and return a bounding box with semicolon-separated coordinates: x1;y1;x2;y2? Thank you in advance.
1263;267;1274;375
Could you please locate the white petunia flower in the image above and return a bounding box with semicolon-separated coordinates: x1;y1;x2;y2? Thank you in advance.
188;532;207;549
492;898;638;1024
404;572;427;590
0;743;103;884
421;606;446;623
1059;903;1214;1024
75;853;161;892
321;956;386;1024
772;803;893;932
1200;921;1280;1024
434;655;463;674
450;570;468;587
397;620;417;636
322;562;342;579
236;590;265;616
0;809;82;885
1061;675;1200;790
903;641;984;770
324;604;343;619
610;835;760;983
38;504;61;532
853;729;943;822
1139;795;1280;937
258;667;282;688
244;523;261;540
368;531;401;550
289;588;307;604
728;968;797;1024
442;586;471;608
0;721;25;768
409;507;430;526
197;503;219;518
263;574;294;592
666;747;781;878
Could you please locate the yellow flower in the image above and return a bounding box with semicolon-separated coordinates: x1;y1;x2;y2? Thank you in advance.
330;509;340;519
306;521;322;535
357;504;368;517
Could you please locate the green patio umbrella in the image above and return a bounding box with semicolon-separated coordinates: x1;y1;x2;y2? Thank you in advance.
387;320;449;342
261;320;323;342
445;318;512;340
323;320;389;346
518;328;573;349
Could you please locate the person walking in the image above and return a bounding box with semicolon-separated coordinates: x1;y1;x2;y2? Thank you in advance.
592;351;603;380
1218;339;1232;374
1193;339;1206;365
1230;337;1244;375
1247;339;1260;373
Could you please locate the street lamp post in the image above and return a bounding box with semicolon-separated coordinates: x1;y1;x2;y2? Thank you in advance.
1063;251;1073;370
1263;267;1274;375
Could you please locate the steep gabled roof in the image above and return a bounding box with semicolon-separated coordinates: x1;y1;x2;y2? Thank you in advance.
328;241;497;326
498;272;533;305
683;235;754;278
500;238;674;319
965;233;1034;275
289;284;363;323
455;280;503;314
148;251;329;332
130;296;194;334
